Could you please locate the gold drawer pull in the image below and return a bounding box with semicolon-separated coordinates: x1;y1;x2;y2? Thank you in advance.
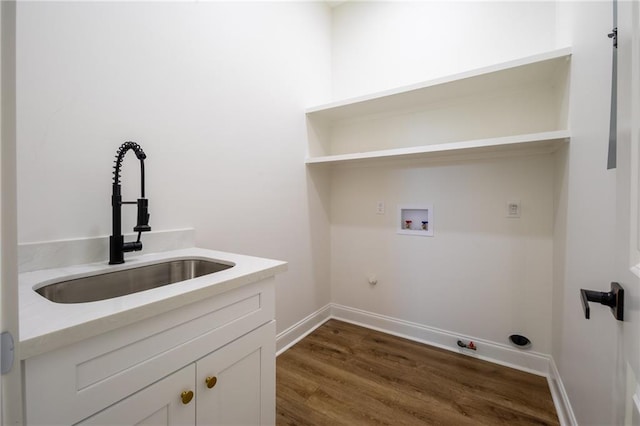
181;390;194;405
205;376;218;389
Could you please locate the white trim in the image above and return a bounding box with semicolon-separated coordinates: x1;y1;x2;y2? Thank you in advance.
276;304;332;356
547;358;578;426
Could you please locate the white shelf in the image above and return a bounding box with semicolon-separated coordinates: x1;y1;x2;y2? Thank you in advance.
306;47;572;120
305;47;572;165
305;130;570;166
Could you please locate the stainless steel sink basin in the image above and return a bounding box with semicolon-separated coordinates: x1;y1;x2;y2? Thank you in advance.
35;258;234;304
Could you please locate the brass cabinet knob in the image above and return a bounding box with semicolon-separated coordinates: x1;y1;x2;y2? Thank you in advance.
181;390;194;405
205;376;218;389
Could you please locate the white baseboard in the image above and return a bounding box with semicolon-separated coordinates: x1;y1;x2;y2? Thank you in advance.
276;302;574;424
276;304;332;356
548;358;578;426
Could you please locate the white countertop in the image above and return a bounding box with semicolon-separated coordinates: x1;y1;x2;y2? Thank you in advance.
19;247;287;359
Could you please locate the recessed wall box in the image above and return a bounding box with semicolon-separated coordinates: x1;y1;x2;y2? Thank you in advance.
398;205;434;236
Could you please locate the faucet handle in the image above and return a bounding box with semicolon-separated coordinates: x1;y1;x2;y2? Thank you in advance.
133;198;151;233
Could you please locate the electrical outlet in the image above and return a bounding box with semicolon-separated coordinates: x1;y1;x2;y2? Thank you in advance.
376;201;385;215
506;200;521;218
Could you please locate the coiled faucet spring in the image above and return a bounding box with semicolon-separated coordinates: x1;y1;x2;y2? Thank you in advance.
113;141;146;186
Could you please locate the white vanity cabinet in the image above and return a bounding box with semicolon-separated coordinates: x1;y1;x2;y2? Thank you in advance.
23;277;277;426
80;322;275;426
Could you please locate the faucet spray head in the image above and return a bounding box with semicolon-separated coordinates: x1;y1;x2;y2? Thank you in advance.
134;198;151;233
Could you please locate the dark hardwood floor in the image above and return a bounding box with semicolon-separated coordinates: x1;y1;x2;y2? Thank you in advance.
276;319;559;425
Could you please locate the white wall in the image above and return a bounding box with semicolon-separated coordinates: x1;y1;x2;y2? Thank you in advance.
16;1;332;335
329;1;558;353
331;1;557;99
330;156;555;353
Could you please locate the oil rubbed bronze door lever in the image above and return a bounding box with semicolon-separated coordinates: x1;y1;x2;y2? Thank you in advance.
580;282;624;321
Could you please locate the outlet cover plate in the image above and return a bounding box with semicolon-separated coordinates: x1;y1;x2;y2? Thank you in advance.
506;200;521;218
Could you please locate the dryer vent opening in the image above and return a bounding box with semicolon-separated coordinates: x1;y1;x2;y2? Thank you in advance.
509;334;531;349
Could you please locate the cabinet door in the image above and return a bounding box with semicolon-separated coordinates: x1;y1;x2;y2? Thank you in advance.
196;321;275;426
78;364;196;426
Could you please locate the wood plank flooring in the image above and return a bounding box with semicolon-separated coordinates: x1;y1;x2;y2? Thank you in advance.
276;320;559;426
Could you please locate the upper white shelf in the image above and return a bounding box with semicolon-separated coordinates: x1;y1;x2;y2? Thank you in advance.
305;47;572;165
307;47;572;121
